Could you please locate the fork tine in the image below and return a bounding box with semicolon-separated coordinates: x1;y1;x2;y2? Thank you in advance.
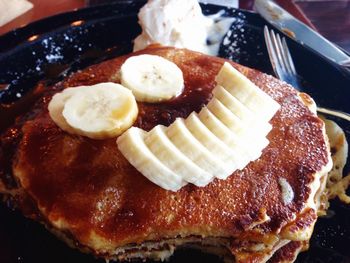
270;30;290;76
282;37;297;75
275;33;292;75
264;26;281;78
264;26;301;90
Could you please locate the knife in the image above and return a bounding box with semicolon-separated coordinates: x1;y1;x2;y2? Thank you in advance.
199;0;238;8
254;0;350;69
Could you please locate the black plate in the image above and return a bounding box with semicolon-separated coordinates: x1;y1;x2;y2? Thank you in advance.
0;2;349;263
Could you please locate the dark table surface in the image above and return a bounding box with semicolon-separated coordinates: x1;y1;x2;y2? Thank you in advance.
296;0;350;52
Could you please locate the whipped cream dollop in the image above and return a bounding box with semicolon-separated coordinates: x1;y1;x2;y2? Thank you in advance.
133;0;233;55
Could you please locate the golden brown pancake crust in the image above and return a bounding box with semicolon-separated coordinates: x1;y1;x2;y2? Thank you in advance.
1;47;329;250
268;241;305;263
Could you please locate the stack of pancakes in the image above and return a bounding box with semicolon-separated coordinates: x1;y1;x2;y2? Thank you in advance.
0;47;333;262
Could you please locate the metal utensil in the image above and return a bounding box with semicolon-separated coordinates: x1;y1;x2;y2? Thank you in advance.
255;0;350;70
263;26;350;122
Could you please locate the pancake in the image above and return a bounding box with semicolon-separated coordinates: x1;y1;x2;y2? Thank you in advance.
322;118;350;205
0;46;333;262
268;241;306;263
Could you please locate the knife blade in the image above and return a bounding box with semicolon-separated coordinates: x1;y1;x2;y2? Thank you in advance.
254;0;350;68
199;0;238;8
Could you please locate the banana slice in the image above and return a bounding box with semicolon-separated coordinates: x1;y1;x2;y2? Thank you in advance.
207;98;272;139
120;54;184;103
184;112;242;170
145;125;213;186
213;85;272;135
207;98;272;159
215;62;280;121
166;118;232;179
212;85;253;122
200;107;269;162
198;107;258;168
117;127;185;191
48;87;81;134
207;98;245;136
52;83;138;139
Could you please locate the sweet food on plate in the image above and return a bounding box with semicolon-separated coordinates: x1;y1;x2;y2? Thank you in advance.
0;45;341;262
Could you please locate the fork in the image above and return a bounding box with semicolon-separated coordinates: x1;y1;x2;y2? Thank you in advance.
263;26;350;122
